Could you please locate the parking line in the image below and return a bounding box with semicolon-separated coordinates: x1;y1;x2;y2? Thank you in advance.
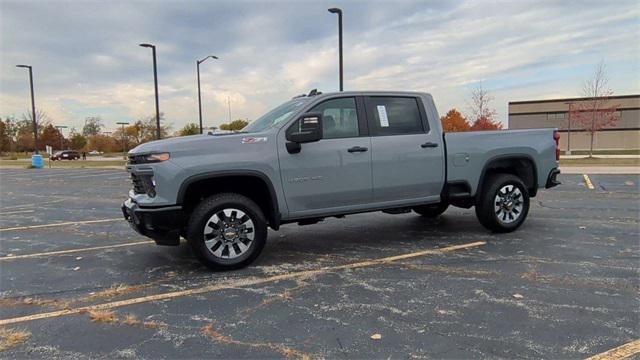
0;241;154;260
583;174;595;190
0;218;122;232
585;339;640;360
0;241;485;325
0;210;35;215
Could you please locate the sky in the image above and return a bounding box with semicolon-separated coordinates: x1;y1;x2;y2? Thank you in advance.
1;0;639;134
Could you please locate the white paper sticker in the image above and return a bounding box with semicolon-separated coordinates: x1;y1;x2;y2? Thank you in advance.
377;105;389;127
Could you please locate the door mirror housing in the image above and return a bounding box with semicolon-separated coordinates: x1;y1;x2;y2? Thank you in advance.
286;112;323;144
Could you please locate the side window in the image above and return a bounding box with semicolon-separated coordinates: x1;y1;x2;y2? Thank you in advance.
366;97;425;136
310;97;359;139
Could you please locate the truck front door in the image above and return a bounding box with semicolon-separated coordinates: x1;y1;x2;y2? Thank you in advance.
364;96;445;204
278;96;372;217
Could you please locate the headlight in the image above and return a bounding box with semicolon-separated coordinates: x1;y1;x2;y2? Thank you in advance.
145;152;170;162
128;152;170;165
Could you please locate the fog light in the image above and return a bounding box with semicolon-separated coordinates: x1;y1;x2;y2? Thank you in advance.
147;188;156;198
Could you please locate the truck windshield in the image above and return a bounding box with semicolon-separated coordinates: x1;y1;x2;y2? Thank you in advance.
243;98;309;133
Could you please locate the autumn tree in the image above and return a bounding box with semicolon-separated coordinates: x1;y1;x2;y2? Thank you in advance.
570;61;619;158
470;116;503;131
87;134;117;153
468;85;503;131
82;117;103;137
178;123;200;136
40;124;66;150
440;109;471;132
0;117;18;152
16;115;49;152
219;119;249;131
69;133;87;150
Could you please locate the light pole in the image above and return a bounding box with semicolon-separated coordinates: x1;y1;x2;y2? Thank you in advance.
197;55;218;134
16;65;39;154
117;122;129;159
328;7;343;91
55;125;68;150
564;102;573;155
139;43;161;139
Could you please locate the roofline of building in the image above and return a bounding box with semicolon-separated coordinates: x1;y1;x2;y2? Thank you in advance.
509;94;640;105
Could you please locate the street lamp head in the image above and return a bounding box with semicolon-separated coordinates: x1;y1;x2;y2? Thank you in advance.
328;7;342;14
16;64;31;69
198;55;219;64
139;43;155;48
116;122;130;125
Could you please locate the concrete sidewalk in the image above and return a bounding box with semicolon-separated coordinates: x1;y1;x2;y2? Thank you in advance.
560;166;640;174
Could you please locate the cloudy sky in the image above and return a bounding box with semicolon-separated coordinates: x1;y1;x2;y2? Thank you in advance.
1;0;638;133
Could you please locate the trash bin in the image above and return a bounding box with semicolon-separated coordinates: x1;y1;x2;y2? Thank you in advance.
31;154;44;168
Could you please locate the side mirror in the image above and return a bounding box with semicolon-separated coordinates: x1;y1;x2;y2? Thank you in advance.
286;112;323;153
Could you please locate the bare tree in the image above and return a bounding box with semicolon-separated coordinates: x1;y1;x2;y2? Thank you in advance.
468;84;502;130
572;61;619;157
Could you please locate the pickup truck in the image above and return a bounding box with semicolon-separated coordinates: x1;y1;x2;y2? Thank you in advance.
122;91;560;270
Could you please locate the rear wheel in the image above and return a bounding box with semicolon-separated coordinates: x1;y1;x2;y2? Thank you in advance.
186;193;267;270
413;203;449;218
475;174;529;233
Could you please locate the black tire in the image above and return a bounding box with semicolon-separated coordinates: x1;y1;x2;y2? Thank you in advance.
186;193;267;270
475;174;529;233
413;203;449;218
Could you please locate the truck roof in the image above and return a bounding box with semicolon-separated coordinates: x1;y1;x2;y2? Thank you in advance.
293;90;432;100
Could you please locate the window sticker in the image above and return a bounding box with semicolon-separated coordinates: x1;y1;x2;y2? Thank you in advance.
377;105;389;127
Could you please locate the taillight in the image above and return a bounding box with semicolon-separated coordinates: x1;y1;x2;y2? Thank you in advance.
553;131;561;161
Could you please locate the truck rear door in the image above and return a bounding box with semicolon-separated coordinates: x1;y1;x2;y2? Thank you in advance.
364;95;444;204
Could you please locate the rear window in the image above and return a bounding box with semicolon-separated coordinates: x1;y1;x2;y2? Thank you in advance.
365;97;425;136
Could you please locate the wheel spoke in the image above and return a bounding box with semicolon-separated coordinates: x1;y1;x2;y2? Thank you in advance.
209;240;222;252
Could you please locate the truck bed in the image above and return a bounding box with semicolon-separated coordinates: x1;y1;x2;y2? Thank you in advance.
444;128;558;196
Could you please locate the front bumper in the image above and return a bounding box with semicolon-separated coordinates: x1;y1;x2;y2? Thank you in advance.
545;168;561;188
121;198;183;246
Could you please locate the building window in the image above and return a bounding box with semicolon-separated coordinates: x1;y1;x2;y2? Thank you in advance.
547;113;565;120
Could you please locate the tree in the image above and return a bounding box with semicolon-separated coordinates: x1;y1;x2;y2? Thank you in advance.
440;109;471;132
87;134;117;153
0;117;18;152
82;117;103;137
69;133;87;150
468;84;503;131
470;115;503;131
40;124;66;150
178;123;200;136
16;114;49;152
570;61;619;158
219;119;249;131
0;119;10;153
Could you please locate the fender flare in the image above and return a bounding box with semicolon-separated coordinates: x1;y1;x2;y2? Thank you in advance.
177;170;281;229
477;154;539;198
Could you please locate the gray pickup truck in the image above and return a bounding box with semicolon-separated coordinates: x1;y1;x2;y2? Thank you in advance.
122;91;560;270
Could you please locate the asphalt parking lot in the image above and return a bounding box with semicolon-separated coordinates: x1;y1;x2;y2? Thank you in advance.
0;168;638;359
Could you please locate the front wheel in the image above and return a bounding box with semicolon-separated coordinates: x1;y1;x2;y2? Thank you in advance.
186;193;267;270
475;174;530;233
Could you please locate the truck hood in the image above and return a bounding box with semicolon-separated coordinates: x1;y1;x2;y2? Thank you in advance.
128;132;268;155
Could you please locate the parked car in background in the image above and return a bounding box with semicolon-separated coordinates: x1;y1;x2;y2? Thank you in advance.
88;150;103;155
123;90;560;270
51;150;81;160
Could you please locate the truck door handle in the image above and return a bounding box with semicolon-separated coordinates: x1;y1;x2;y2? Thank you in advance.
347;146;368;153
420;142;439;148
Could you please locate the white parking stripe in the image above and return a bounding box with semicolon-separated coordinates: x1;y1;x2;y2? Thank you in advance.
0;218;122;232
0;241;154;260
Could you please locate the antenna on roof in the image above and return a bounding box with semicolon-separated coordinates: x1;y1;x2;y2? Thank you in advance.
308;89;322;96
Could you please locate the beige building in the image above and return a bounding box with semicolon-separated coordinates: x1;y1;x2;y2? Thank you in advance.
508;95;640;152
